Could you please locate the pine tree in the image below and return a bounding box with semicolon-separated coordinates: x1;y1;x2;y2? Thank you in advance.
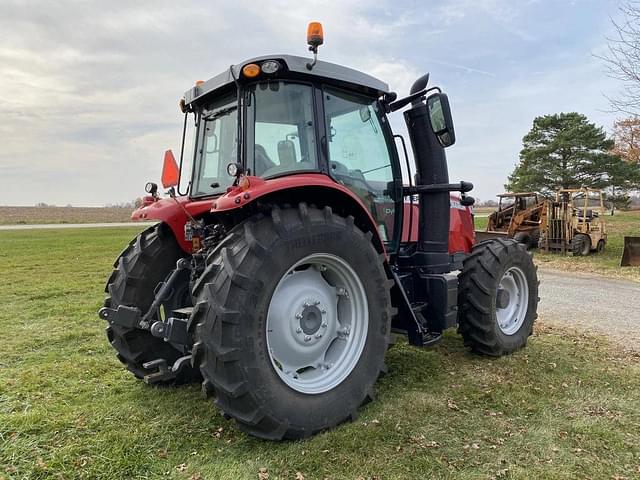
506;113;640;195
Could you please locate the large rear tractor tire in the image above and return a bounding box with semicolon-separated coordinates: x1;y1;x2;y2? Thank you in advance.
104;224;200;385
571;234;591;256
457;238;539;356
189;204;393;440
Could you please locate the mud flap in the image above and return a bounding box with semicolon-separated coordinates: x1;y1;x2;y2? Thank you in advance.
621;236;640;266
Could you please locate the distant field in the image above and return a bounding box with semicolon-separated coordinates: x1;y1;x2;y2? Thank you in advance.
0;206;134;225
0;227;638;479
474;210;640;282
472;206;496;215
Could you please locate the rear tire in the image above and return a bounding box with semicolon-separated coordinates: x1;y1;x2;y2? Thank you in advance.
457;238;539;356
104;224;200;385
189;204;392;440
571;234;591;256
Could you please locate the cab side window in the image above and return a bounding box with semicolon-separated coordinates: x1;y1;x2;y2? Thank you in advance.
323;87;397;242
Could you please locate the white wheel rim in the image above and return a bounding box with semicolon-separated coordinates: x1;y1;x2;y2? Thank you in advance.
496;266;529;335
266;253;368;394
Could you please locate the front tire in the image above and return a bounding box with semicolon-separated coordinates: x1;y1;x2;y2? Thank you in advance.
572;234;591;256
189;204;392;440
457;238;539;356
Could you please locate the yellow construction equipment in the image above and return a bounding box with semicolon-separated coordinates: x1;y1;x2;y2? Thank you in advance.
539;188;607;255
477;192;546;248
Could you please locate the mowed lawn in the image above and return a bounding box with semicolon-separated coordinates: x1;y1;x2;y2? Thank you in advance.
474;210;640;282
0;228;639;480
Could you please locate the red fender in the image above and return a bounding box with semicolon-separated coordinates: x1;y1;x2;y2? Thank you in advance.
132;174;475;256
212;173;385;247
131;196;213;252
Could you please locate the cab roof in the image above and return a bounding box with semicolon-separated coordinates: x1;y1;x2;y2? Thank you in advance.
184;54;390;106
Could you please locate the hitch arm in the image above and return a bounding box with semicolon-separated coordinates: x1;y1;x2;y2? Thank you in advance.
98;258;191;331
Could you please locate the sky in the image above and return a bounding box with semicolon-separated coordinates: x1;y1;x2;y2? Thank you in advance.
0;0;628;206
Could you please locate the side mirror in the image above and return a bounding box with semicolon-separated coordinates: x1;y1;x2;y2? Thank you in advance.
426;93;456;147
161;150;180;189
359;106;371;123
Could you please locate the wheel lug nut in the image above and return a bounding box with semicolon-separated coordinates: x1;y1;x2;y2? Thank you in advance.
296;313;303;319
296;327;302;333
315;333;322;339
304;302;310;308
321;309;326;314
314;300;320;305
304;335;311;342
321;322;327;328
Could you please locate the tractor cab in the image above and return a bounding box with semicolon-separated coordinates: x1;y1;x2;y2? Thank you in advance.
172;53;403;250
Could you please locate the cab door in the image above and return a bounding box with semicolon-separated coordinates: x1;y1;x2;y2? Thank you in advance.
321;86;403;250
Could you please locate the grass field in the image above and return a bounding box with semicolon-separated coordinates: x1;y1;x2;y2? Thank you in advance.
0;206;133;225
474;210;640;282
1;227;639;480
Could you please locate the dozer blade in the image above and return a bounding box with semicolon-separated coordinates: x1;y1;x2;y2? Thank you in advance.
621;236;640;267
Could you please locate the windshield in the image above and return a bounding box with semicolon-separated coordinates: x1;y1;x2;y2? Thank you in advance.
191;95;238;197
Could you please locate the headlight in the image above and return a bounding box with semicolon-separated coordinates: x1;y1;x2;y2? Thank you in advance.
261;60;281;74
227;162;243;177
144;182;158;195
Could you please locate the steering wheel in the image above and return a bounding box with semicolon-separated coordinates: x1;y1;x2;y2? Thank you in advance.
254;144;276;176
330;161;378;197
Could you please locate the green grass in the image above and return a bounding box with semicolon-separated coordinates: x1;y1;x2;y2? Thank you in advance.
1;228;639;479
475;210;640;282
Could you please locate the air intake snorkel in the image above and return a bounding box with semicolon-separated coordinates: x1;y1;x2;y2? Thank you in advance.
397;74;472;273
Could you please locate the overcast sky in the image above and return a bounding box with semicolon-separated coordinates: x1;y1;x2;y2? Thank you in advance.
0;0;625;206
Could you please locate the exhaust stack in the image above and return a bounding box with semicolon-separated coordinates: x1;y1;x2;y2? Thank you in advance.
403;77;452;273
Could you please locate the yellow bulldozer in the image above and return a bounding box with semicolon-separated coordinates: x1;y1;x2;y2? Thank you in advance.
539;187;607;256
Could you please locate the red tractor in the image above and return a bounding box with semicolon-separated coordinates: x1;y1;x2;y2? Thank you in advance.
100;24;538;440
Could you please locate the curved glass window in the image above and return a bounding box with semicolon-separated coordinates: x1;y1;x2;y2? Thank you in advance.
191;95;238;197
323;87;397;244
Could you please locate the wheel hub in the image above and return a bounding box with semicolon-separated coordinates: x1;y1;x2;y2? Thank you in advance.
495;288;510;309
266;254;368;394
495;266;529;336
299;303;324;335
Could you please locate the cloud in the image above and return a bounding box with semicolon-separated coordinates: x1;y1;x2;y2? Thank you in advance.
0;0;624;206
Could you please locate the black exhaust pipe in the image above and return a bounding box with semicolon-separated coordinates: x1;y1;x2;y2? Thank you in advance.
403;76;451;273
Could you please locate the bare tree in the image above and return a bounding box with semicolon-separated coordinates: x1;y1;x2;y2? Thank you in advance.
600;2;640;114
612;116;640;163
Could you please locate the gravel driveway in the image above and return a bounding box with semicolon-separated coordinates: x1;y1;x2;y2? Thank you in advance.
538;267;640;350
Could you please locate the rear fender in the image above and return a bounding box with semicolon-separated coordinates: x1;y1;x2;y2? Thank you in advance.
131;196;213;253
212;174;386;254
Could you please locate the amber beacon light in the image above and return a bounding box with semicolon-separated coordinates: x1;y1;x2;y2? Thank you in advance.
307;22;324;48
306;22;324;70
